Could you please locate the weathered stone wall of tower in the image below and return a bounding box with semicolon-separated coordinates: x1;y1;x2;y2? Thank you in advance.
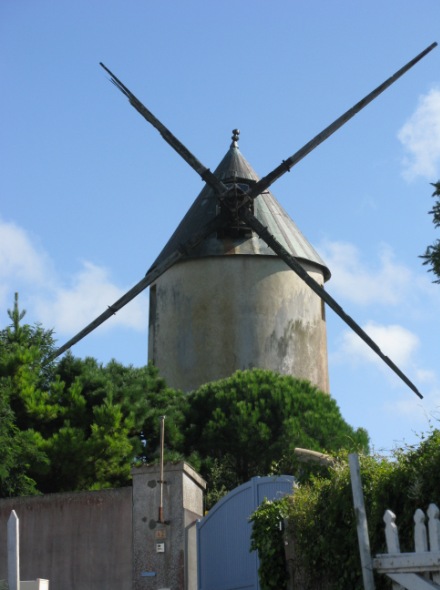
149;256;329;393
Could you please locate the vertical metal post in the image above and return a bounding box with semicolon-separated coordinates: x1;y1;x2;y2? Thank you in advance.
349;454;376;590
158;415;165;524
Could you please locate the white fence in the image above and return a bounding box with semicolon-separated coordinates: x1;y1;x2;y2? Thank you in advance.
373;505;440;589
349;453;440;590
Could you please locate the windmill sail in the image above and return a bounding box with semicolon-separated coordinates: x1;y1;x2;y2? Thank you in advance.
101;42;438;205
246;42;437;199
99;62;227;197
49;215;227;361
239;208;423;399
50;44;437;397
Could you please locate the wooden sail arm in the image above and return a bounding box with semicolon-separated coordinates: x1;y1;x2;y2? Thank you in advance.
240;208;423;399
100;62;228;197
47;215;228;362
245;42;437;201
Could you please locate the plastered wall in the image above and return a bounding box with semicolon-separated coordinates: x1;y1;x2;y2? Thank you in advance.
0;487;132;590
149;256;329;393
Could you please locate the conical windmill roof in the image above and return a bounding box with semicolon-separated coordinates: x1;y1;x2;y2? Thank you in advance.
149;135;331;281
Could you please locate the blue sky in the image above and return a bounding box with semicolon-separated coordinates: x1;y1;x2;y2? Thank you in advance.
2;1;440;454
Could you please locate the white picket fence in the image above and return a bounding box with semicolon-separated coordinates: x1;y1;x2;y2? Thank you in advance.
374;503;440;589
349;454;440;590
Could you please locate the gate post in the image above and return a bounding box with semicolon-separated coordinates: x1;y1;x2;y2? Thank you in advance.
349;454;376;590
131;462;206;590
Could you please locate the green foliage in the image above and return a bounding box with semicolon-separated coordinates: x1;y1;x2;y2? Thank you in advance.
250;497;289;590
251;432;440;590
54;354;187;468
31;356;187;493
0;296;369;510
0;413;47;497
0;294;52;496
0;295;186;496
284;454;393;590
183;369;369;502
421;181;440;281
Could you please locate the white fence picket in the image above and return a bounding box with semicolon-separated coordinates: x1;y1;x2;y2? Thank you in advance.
349;454;440;590
428;505;440;585
414;509;428;553
382;511;404;590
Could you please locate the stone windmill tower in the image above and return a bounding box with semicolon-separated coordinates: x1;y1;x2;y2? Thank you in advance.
52;45;437;400
147;130;330;392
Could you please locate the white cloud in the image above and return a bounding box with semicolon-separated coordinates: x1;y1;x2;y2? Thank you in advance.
322;237;440;425
338;321;420;369
0;218;147;336
388;380;440;437
319;240;412;306
34;261;148;334
398;88;440;181
0;219;51;285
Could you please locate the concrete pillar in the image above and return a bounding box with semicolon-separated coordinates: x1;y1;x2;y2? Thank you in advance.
132;462;206;590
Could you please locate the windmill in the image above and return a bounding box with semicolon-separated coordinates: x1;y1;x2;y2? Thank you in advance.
51;42;437;399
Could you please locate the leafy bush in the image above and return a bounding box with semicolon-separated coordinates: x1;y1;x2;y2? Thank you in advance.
183;369;369;501
250;497;289;590
285;454;395;590
251;432;440;590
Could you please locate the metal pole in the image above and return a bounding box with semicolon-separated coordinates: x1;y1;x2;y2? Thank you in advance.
158;416;165;524
349;454;376;590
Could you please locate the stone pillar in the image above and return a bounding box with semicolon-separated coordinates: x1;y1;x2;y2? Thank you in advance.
132;462;206;590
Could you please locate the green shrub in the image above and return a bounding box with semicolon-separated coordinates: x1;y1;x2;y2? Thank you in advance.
251;431;440;590
250;497;290;590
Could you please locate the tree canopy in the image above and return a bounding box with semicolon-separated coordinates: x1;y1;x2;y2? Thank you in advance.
250;430;440;590
0;295;185;496
183;369;369;501
0;294;53;496
421;181;440;280
0;295;368;503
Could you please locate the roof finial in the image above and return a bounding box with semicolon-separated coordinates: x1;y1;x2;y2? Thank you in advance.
231;128;240;147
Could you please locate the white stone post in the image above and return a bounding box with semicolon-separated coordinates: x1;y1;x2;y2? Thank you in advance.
7;510;20;590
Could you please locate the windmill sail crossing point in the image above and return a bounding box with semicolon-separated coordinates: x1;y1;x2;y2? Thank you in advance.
50;43;437;398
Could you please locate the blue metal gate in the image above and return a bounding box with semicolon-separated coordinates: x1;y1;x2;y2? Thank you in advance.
196;475;294;590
